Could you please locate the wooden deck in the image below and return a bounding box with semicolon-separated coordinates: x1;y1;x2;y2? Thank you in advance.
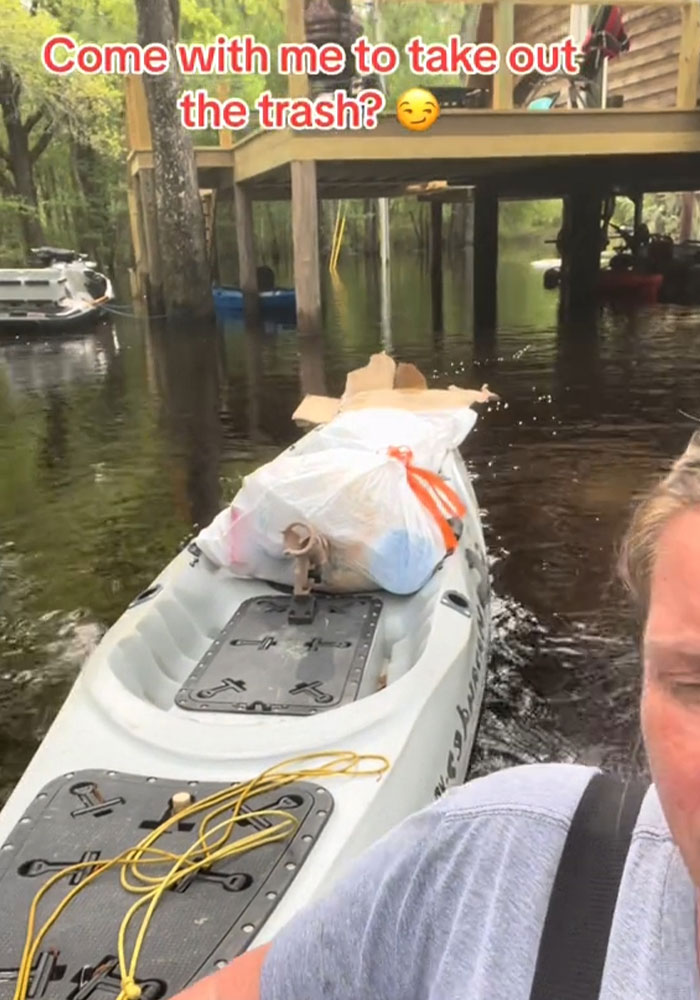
128;107;700;200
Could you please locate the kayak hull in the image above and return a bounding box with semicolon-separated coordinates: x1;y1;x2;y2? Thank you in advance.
0;438;490;965
541;266;663;302
213;287;296;318
597;270;663;301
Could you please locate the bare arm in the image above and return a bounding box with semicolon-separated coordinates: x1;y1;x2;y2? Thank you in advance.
170;944;271;1000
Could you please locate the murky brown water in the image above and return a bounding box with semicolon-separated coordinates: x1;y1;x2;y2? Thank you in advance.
2;246;699;802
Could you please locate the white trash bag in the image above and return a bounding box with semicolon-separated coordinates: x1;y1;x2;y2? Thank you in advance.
303;407;477;471
196;442;466;595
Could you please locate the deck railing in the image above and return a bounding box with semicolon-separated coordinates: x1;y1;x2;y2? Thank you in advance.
288;0;700;112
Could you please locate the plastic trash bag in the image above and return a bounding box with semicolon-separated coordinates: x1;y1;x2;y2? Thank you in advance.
196;441;466;595
302;407;477;471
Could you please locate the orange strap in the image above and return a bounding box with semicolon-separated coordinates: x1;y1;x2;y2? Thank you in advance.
387;446;466;552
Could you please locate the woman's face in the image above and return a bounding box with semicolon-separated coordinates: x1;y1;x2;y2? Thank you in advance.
643;507;700;885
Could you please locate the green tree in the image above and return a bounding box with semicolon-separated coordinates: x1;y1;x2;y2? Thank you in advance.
0;0;120;252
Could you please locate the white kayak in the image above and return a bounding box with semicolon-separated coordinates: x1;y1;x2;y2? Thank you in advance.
0;429;490;999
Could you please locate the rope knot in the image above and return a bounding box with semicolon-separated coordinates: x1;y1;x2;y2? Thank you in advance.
122;978;142;1000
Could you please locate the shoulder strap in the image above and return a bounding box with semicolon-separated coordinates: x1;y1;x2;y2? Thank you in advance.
528;771;648;1000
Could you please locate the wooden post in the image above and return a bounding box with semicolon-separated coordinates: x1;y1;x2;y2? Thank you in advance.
127;171;147;301
464;190;474;247
363;199;378;256
633;192;644;234
291;160;322;336
677;3;700;109
560;188;603;316
139;168;164;314
124;76;152;151
287;0;309;98
234;181;260;327
492;1;514;110
298;333;328;397
217;83;234;149
473;186;498;331
379;197;391;349
430;200;444;332
680;191;695;241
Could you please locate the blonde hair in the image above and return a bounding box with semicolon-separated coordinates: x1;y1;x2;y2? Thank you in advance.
618;430;700;618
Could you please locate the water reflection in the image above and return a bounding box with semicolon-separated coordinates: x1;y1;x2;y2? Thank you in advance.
146;322;225;530
298;333;327;398
2;248;698;801
0;325;118;397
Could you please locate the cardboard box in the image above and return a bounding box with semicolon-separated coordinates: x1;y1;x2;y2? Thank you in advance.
293;351;497;426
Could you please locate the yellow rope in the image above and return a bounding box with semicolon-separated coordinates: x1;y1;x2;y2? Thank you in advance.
11;751;389;1000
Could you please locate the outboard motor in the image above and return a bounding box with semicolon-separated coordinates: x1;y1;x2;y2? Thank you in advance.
83;269;108;299
29;246;84;267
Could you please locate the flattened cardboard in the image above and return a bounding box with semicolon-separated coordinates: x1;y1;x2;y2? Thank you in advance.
293;351;496;425
344;352;396;397
395;363;428;390
340;387;494;413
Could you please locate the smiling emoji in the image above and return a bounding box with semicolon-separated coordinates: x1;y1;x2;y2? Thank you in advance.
396;88;440;131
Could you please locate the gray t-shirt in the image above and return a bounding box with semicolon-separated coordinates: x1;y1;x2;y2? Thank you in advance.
260;763;699;999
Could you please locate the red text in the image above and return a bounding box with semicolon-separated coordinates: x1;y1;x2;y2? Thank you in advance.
277;42;346;75
42;35;169;74
178;90;250;130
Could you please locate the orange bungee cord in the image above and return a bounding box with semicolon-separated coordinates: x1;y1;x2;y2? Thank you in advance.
387;446;466;551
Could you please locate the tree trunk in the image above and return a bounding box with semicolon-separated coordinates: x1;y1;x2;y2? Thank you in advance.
0;84;44;250
135;0;213;321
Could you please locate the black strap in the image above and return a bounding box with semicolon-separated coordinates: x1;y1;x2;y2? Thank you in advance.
528;772;648;1000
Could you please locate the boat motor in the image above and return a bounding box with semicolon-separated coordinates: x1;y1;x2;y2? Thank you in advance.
28;247;96;269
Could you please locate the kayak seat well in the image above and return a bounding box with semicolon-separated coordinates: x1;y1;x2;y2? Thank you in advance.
107;525;466;716
174;594;385;715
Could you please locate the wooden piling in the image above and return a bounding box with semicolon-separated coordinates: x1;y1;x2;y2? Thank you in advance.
139;168;164;314
379;197;391;348
234;181;260;327
473;186;498;331
560;188;603;317
430;200;444;332
127;172;147;302
363;199;379;256
291;159;322;336
680;191;695;241
633;192;644;234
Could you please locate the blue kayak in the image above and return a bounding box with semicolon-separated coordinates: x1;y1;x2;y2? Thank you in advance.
213;287;296;317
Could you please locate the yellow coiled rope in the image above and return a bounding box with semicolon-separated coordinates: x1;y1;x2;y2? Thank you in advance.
12;751;390;1000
